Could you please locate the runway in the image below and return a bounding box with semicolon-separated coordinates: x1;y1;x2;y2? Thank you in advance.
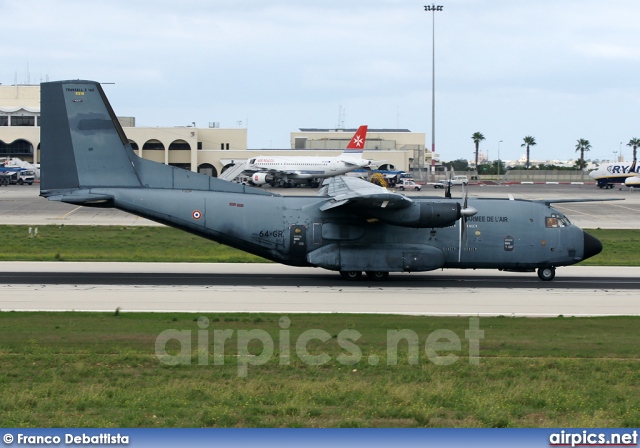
1;263;639;317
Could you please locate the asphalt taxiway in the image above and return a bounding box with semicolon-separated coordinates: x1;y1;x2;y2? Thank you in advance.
1;262;639;317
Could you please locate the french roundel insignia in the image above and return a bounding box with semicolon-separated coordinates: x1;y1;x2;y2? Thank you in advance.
192;210;202;220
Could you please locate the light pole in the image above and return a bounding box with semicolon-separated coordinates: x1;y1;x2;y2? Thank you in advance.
424;4;443;182
620;142;623;161
497;140;503;178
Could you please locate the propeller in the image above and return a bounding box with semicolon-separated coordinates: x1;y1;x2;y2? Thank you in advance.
444;172;452;199
458;183;478;262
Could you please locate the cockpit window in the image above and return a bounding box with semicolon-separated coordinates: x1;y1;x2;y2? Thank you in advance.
546;213;571;228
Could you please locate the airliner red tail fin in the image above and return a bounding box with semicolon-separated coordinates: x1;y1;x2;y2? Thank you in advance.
344;125;368;156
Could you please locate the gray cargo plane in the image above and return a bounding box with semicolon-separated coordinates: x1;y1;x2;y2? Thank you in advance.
40;80;603;281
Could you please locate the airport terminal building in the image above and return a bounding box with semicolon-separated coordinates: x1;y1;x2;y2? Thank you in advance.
1;84;433;178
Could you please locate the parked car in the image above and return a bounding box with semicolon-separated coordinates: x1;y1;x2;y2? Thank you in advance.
435;175;469;188
450;175;469;185
398;179;422;191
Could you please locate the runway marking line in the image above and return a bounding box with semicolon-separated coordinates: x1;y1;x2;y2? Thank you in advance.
608;203;640;212
52;206;82;220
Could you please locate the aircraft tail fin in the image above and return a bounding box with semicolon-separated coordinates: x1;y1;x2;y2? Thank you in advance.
40;80;142;191
342;125;368;158
40;80;277;198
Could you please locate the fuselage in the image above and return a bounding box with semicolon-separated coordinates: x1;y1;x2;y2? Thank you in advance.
248;155;370;179
589;161;640;187
85;186;599;273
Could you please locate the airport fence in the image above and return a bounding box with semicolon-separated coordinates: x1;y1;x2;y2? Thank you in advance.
411;169;592;183
500;170;592;183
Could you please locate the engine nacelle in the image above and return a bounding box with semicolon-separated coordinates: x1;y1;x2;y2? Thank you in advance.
367;201;461;228
625;175;640;187
252;172;272;185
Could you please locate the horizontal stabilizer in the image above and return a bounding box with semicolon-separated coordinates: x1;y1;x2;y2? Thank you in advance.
45;191;114;206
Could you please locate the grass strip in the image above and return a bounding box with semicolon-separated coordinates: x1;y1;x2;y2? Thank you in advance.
0;225;268;263
0;225;636;265
1;312;639;427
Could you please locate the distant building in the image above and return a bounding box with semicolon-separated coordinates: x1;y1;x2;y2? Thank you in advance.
1;84;433;177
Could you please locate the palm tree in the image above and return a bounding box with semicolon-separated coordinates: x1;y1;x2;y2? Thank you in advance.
574;139;591;170
471;132;485;171
520;136;537;169
627;138;640;163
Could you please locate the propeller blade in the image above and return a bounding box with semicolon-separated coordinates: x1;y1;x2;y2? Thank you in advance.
462;182;468;209
457;187;477;262
458;215;463;262
460;183;476;217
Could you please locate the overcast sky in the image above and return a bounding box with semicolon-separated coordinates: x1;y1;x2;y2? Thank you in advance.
3;0;639;162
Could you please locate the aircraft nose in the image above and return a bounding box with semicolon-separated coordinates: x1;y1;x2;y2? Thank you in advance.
583;231;603;260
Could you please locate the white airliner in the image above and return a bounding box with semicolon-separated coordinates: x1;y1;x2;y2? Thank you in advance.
589;160;640;188
246;126;371;187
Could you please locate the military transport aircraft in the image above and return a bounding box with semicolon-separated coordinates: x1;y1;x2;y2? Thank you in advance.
40;80;604;281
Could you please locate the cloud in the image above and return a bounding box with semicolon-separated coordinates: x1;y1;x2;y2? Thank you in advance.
3;0;640;161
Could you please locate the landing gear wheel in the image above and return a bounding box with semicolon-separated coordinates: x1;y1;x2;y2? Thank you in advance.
537;267;555;281
365;271;389;281
340;271;363;280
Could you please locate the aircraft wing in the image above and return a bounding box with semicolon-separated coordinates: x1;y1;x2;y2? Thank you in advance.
343;159;369;167
317;176;412;211
534;198;625;206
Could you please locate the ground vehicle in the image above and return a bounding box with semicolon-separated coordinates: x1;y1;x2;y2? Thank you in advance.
435;175;469;188
0;168;34;185
398;179;422;191
451;175;469;185
16;170;35;185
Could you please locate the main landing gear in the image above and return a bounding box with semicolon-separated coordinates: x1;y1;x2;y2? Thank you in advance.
537;267;556;281
340;271;390;281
